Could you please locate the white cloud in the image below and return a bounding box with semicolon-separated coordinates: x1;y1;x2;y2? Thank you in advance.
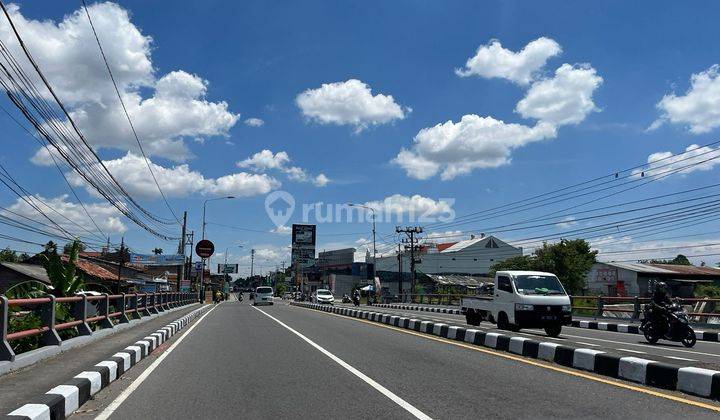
296;79;407;131
237;149;329;187
555;216;578;229
425;230;464;240
237;150;290;171
393;115;556;180
4;194;127;236
516;63;603;126
3;3;238;162
313;174;330;187
455;37;561;85
655;65;720;134
364;194;454;220
69;152;279;199
270;225;292;235
244;117;265;127
632;144;720;179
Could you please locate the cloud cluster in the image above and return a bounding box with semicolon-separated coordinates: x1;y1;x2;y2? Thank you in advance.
296;79;407;132
4;194;127;236
455;37;561;85
395;37;602;180
68;152;279;199
363;194;454;218
2;3;239;162
244;118;265;127
237;149;329;187
652;65;720;134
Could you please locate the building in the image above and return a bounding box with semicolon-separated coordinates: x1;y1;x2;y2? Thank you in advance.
375;234;521;276
0;262;50;294
586;262;720;297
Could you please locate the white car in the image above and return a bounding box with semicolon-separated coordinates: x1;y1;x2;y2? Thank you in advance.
253;286;274;306
313;289;334;304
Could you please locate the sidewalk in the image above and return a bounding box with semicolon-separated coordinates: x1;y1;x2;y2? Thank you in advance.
0;304;200;415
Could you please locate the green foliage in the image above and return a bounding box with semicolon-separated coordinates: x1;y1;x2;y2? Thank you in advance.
275;282;286;297
152;247;163;255
0;247;19;262
8;312;42;354
642;254;692;266
62;241;86;255
489;239;597;294
44;240;85;297
694;284;720;298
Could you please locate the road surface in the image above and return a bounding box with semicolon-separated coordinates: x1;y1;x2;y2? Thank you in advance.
75;298;720;419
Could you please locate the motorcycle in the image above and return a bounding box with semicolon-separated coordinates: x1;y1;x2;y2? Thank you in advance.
352;295;360;307
640;301;696;348
342;294;352;303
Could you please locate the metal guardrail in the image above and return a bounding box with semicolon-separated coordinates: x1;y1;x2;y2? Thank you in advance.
382;293;720;320
0;292;198;362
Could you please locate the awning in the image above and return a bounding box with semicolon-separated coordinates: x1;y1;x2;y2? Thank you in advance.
666;278;714;284
360;284;375;291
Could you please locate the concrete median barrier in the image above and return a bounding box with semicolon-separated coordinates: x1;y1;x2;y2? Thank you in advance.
292;301;720;401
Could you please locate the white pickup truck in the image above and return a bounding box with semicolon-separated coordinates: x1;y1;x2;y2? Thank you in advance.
461;270;572;337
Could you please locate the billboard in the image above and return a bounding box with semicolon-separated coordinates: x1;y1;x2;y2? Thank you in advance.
218;263;239;274
129;253;185;266
292;224;316;269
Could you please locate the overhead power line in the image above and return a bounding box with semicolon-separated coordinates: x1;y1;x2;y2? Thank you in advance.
80;0;181;225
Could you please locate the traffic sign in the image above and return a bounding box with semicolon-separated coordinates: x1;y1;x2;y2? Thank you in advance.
195;239;215;258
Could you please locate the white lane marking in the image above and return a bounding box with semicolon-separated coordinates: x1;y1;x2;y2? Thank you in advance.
666;356;698;362
576;342;601;347
95;306;217;420
253;306;432;420
616;348;646;354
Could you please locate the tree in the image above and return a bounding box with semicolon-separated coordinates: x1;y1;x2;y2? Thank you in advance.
489;239;597;294
644;254;692;266
152;247;163;255
63;241;86;255
0;247;18;262
44;240;85;297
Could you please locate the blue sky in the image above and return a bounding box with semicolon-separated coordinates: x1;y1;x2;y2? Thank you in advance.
2;1;720;274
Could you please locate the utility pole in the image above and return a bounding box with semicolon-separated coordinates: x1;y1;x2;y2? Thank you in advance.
117;236;125;294
250;249;255;278
397;243;403;298
396;226;422;294
177;211;187;292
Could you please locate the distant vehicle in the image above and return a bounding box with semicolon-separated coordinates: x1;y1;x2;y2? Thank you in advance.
312;289;334;304
253;286;274;306
461;271;572;337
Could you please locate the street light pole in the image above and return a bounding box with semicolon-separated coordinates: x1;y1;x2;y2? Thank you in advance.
199;196;235;301
348;203;377;269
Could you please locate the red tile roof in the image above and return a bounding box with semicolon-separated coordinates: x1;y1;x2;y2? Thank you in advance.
62;256;118;281
437;242;458;252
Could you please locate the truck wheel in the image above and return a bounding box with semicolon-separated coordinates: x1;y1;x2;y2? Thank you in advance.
497;312;510;330
544;325;562;337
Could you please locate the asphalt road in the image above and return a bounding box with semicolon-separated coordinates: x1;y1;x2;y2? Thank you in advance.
334;303;720;369
76;298;720;419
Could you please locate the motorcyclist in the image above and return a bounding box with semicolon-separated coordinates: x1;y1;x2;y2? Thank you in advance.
649;282;673;327
352;289;360;305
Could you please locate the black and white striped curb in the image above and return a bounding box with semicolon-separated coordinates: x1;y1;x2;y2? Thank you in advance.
571;319;720;343
370;303;462;315
6;305;211;420
293;302;720;401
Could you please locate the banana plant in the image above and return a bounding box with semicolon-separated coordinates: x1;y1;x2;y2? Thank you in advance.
43;240;85;297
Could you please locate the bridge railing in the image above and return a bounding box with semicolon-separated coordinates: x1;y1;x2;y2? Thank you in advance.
1;292;197;362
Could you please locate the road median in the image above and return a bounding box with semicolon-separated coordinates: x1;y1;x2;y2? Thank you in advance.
293;302;720;402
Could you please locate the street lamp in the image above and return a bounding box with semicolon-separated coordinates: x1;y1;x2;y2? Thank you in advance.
199;196;235;299
348;203;376;268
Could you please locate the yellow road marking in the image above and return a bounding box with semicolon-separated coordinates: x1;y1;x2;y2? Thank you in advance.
299;306;720;413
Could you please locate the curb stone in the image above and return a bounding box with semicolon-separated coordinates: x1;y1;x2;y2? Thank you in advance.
293;302;720;401
370;303;461;315
6;305;211;420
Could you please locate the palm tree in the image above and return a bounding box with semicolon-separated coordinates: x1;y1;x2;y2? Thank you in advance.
152;247;163;255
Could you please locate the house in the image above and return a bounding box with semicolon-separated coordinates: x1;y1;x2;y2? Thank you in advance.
0;262;50;294
586;262;720;297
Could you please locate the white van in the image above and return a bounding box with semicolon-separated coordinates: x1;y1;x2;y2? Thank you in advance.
461;270;572;337
253;286;274;306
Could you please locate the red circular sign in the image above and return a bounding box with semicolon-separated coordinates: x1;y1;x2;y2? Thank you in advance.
195;239;215;258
